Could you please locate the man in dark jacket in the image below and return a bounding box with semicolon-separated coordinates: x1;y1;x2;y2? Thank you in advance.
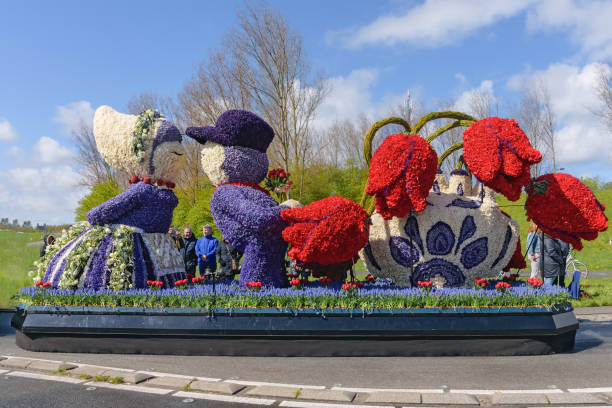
216;237;242;279
540;233;570;287
180;226;198;278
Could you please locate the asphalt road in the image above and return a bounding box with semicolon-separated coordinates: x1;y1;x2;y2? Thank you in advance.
1;311;612;391
0;376;251;408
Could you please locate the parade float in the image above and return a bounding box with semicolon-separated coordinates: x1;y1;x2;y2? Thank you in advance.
12;107;608;356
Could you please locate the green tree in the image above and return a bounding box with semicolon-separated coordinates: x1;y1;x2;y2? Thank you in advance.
172;180;217;238
75;178;123;221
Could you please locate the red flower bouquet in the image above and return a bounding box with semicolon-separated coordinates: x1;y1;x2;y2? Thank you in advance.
365;133;438;219
525;173;608;250
503;238;527;272
463;118;542;201
265;167;293;200
281;196;369;266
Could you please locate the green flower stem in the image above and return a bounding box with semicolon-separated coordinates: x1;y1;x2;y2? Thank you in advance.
425;119;475;143
437;142;464;169
412;111;477;135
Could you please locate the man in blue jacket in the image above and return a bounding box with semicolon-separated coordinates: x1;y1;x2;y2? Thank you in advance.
196;224;218;278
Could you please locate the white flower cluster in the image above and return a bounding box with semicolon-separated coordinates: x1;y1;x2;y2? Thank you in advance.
199;142;228;185
93;105;185;184
34;221;90;283
108;225;135;291
142;232;185;275
360;172;520;287
59;225;106;289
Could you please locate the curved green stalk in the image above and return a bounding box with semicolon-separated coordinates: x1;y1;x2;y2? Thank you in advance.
425;120;475;143
413;111;477;135
362;117;411;167
438;142;463;168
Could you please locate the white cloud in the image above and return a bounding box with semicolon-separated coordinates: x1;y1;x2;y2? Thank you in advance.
0;165;86;225
33;136;74;164
0;119;19;142
452;80;496;115
53;101;94;135
331;0;534;48
3;145;25;160
527;0;612;60
507;62;612;165
312;68;412;130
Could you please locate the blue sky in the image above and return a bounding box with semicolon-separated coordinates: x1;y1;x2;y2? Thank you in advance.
1;0;611;224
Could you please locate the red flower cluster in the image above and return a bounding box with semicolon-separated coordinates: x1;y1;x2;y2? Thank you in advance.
495;281;511;290
366;133;438;219
281;196;369;266
525;173;608;250
174;279;189;287
319;277;333;284
245;281;262;288
527;277;543;288
35;281;52;288
417;280;433;287
146;280;163;287
365;274;376;282
342;282;364;290
289;278;308;286
267;168;290;179
503;238;527;272
129;176;175;188
191;276;206;284
474;277;488;288
463;118;542;201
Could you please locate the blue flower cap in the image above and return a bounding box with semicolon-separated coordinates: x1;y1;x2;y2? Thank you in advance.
185;110;274;153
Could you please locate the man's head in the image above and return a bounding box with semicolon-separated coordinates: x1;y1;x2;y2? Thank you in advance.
184;226;193;238
168;227;175;234
202;224;212;236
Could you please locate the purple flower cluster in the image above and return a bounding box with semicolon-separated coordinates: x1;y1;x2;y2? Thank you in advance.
86;182;177;233
211;184;289;287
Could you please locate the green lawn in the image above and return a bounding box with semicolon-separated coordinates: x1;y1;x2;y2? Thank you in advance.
0;229;43;308
571;277;612;307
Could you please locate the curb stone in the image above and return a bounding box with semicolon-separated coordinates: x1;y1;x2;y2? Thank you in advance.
546;392;607;404
144;376;193;389
101;369;152;384
421;392;479;405
0;357;32;369
364;391;421;404
69;365;108;377
247;386;300;398
490;393;549;405
190;380;244;395
28;361;77;372
297;389;356;402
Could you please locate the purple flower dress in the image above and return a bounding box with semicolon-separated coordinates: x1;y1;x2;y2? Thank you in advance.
211;184;289;287
43;182;186;289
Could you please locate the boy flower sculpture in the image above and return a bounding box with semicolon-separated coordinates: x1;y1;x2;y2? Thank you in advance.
187;110;368;287
35;106;187;290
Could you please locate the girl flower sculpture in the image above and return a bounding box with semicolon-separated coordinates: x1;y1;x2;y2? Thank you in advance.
187;110;368;287
36;106;187;290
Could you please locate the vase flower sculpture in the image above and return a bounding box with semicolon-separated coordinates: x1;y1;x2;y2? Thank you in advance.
365;133;438;219
463;117;542;201
525;173;608;250
36;106;187;290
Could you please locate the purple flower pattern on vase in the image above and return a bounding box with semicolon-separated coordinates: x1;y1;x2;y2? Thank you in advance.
426;221;455;256
410;258;465;287
455;215;476;255
460;237;488;269
388;236;419;267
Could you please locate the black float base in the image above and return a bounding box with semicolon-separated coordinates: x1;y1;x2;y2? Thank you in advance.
12;306;578;356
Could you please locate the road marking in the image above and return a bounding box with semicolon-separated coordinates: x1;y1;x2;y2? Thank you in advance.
279;401;392;408
173;391;276;406
528;406;612;408
450;389;564;394
7;371;85;384
83;381;172;395
331;386;443;393
225;379;325;389
568;387;612;393
0;369;9;375
138;370;221;382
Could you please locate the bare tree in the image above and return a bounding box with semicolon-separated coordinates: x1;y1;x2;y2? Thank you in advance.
468;86;498;120
515;81;557;176
178;2;329;198
593;65;612;132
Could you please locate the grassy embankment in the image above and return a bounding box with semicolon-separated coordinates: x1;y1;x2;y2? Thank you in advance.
0;229;43;308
